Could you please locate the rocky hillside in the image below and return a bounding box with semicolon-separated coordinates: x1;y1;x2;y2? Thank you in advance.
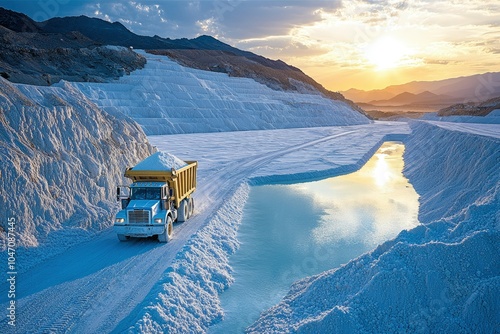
0;7;146;86
437;96;500;116
0;77;155;250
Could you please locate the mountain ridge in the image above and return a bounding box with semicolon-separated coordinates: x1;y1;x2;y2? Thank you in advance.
343;72;500;105
368;90;455;106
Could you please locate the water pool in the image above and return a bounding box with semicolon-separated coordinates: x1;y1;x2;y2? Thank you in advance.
209;142;420;333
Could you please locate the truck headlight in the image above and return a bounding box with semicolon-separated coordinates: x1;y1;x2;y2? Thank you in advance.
115;218;125;223
154;218;163;224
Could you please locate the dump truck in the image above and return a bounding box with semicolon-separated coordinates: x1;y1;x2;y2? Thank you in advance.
113;152;197;242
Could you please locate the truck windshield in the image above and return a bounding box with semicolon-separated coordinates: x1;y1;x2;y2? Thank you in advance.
131;187;161;200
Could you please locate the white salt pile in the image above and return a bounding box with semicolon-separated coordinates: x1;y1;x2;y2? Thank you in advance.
132;151;188;171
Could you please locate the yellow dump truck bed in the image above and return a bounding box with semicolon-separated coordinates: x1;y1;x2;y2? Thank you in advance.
124;160;197;208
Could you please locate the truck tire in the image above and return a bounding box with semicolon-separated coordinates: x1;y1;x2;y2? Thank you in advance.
188;198;195;217
178;199;189;222
158;216;173;243
117;234;129;242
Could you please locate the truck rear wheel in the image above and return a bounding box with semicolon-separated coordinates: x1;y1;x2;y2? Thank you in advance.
188;198;195;217
158;216;173;243
178;199;189;222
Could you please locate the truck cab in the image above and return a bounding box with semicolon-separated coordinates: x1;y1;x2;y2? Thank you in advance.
114;182;176;242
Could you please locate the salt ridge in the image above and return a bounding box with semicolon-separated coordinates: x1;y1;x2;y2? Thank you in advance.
72;51;370;135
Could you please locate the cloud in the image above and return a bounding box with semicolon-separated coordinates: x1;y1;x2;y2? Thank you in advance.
427;59;451;65
236;35;329;62
83;1;202;38
79;1;338;40
212;1;342;39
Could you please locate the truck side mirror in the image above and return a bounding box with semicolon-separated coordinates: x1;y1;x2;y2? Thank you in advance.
121;198;130;209
116;187;120;201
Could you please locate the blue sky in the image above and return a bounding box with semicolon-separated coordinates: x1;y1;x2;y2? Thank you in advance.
2;1;342;39
1;0;500;90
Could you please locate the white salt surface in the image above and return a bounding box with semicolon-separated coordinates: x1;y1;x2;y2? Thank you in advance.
72;50;370;135
1;121;498;334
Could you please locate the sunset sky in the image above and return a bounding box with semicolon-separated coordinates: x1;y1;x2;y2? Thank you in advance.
4;0;500;91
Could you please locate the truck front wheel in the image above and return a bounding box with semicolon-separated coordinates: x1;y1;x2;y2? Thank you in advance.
158;216;173;243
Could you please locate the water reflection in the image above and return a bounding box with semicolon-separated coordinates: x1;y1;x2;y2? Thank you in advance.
210;142;419;333
292;142;419;247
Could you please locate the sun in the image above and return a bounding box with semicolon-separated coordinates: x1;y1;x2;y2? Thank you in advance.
364;36;409;70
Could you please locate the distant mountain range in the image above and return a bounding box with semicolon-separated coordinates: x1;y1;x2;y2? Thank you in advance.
0;6;357;109
368;91;456;106
342;72;500;111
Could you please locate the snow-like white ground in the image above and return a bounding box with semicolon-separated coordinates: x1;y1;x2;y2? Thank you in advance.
0;121;411;332
72;51;370;135
123;120;499;333
2;119;497;333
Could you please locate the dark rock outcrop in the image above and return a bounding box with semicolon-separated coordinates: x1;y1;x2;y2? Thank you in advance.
437;96;500;116
0;7;146;85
